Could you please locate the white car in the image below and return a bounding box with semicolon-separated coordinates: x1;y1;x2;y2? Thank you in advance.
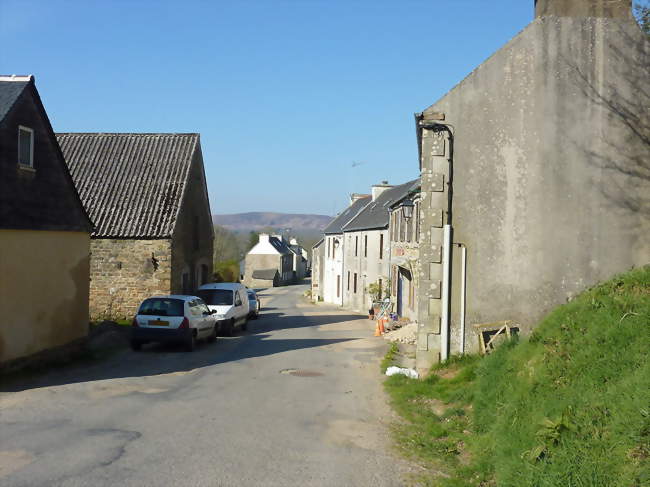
131;295;218;351
197;283;250;336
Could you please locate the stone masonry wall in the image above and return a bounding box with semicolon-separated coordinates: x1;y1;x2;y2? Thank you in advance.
89;239;172;320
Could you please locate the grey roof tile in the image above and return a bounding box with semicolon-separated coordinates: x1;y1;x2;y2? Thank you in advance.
0;80;29;123
343;178;420;232
56;132;199;238
323;196;371;234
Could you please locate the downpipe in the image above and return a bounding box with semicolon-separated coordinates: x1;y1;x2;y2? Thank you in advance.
440;224;452;362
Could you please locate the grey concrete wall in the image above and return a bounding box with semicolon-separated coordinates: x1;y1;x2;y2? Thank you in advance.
535;0;632;18
418;17;649;365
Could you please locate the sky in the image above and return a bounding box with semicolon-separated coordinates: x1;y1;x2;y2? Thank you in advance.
0;0;533;216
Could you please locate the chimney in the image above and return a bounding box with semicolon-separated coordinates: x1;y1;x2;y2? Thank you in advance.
535;0;631;18
290;238;298;246
258;233;270;243
371;181;393;201
349;193;370;205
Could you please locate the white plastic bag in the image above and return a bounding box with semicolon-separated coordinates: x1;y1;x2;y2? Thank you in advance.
385;366;419;379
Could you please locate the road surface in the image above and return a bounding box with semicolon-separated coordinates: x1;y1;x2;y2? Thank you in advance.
0;284;409;486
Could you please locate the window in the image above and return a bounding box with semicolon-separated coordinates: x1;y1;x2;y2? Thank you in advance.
355;236;358;256
18;126;34;167
379;234;384;260
138;298;185;317
378;278;383;300
353;273;358;293
364;235;368;257
201;264;209;285
196;289;234;305
347;271;350;291
182;272;190;294
337;275;341;298
406;214;412;243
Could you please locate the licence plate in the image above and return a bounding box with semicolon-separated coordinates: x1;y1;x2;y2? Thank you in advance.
149;319;169;327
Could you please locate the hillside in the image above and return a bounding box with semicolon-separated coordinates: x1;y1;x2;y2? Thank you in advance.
213;212;332;233
384;266;650;486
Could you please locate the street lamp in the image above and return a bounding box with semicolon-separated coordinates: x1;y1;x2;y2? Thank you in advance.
400;198;414;221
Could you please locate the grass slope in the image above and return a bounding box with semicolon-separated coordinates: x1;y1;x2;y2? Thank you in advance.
384;266;650;486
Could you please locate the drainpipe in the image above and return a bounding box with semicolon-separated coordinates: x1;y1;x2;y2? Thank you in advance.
440;224;452;361
457;243;467;355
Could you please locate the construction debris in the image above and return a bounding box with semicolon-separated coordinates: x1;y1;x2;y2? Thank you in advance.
382;321;417;345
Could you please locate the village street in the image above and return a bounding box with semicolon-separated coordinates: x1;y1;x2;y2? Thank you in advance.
0;284;408;487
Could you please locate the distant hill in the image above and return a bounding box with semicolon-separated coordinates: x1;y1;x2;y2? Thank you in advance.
212;212;333;234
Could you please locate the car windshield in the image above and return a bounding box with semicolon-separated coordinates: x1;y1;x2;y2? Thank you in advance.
197;289;234;306
138;298;185;317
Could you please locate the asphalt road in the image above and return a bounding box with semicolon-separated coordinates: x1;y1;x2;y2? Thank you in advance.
0;284;408;486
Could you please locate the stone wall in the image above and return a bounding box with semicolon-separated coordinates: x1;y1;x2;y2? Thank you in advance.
243;253;283;287
171;148;214;294
89;238;172;319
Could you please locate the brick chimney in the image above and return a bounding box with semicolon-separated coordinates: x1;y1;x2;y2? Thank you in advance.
535;0;632;18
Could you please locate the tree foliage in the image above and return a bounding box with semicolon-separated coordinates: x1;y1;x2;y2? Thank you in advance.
635;1;650;35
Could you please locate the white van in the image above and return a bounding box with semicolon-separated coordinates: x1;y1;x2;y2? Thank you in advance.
196;283;250;336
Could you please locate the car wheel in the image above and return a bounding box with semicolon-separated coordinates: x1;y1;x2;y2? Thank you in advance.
185;332;197;352
223;319;234;337
241;318;248;331
207;324;217;343
130;340;142;351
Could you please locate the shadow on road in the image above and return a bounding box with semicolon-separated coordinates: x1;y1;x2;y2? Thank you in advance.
1;311;365;393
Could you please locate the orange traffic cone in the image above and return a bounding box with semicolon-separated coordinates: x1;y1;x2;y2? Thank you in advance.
374;320;382;336
378;318;385;335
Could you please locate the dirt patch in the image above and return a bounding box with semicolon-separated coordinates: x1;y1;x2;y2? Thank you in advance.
435;366;461;380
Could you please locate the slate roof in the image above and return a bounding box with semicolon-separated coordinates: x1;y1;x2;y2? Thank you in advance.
323;196;371;235
252;269;279;280
0;79;29;123
56;133;199;238
269;236;292;255
343;179;420;232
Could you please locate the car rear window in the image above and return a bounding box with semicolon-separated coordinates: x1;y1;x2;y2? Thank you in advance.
138;298;185;317
196;289;234;306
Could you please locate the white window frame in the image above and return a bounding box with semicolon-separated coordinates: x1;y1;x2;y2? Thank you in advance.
18;125;34;168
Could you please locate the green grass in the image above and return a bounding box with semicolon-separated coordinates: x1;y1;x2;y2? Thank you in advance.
381;342;400;373
383;266;650;486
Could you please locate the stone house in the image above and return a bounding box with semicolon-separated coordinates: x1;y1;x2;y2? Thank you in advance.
242;233;293;287
310;238;325;301
414;0;650;372
0;75;93;365
388;180;421;322
250;269;281;288
57;132;214;319
322;194;370;305
341;180;418;314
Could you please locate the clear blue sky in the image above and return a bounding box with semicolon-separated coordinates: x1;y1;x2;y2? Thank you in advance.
1;0;533;216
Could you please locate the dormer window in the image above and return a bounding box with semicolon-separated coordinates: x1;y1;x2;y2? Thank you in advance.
18;126;34;167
